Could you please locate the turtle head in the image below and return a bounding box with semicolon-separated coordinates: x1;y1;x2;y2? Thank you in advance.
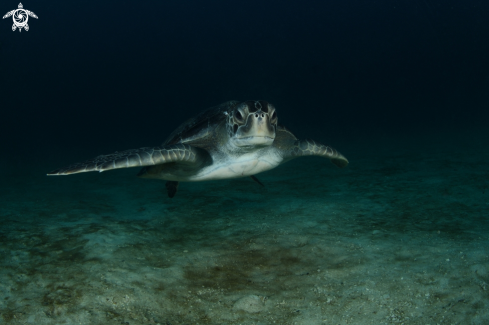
227;100;277;148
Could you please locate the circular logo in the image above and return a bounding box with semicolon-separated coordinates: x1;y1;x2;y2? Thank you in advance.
13;9;28;27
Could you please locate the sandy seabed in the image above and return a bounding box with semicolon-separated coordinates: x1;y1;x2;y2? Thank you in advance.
1;133;488;324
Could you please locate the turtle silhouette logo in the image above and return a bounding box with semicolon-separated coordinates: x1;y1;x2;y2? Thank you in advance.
3;3;37;32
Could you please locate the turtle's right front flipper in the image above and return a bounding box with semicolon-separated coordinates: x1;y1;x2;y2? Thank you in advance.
47;144;206;175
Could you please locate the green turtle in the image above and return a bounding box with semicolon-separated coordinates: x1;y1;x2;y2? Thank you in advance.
48;100;348;198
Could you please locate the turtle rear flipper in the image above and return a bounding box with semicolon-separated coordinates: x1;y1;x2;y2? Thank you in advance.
12;23;16;31
250;175;264;186
47;144;208;175
165;181;179;198
24;23;29;31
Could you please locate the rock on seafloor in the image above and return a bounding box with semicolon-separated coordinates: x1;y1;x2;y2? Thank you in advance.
233;295;265;313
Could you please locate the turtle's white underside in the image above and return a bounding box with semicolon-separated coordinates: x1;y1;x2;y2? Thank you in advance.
155;148;283;182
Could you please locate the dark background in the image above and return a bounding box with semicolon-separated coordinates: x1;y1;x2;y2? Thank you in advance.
1;0;488;163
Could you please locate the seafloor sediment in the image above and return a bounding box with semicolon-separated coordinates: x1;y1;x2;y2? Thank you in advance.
1;133;488;324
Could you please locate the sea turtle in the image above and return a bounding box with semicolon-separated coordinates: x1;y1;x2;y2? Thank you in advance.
3;3;38;32
48;100;348;198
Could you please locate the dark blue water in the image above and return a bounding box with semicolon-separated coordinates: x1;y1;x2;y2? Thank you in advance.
2;0;488;154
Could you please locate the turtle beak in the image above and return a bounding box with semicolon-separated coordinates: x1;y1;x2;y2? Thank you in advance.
250;110;274;137
234;109;275;147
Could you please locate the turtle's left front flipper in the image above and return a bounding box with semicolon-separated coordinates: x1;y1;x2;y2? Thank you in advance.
2;10;14;19
284;139;349;168
47;144;207;175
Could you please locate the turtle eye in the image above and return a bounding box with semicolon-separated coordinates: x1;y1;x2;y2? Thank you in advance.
235;110;244;123
271;111;277;120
